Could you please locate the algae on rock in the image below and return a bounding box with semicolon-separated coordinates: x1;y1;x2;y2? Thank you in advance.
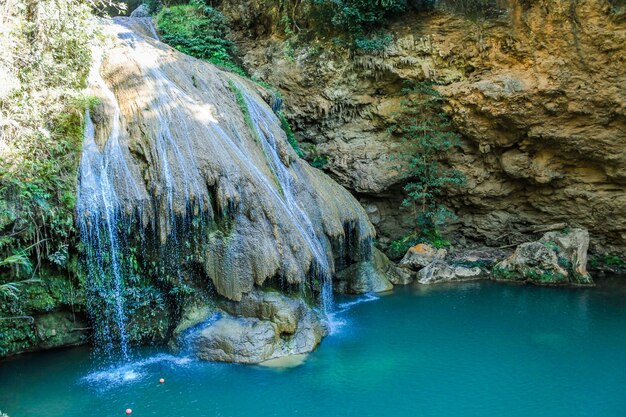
75;16;377;356
493;228;593;286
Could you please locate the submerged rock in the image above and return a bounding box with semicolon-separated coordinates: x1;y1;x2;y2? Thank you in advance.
493;228;593;286
194;291;326;363
400;244;447;271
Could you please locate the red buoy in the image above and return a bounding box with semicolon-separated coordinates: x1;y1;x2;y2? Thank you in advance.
159;378;165;384
125;409;132;415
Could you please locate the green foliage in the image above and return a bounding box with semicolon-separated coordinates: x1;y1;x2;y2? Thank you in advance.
144;0;163;14
392;81;465;239
543;241;560;253
156;3;245;75
306;0;407;51
0;0;104;357
608;0;626;14
227;80;256;139
312;0;407;35
0;96;94;278
310;155;329;169
277;111;304;157
388;235;420;260
0;277;39;301
557;256;572;270
603;255;625;267
0;1;101;280
387;230;450;260
353;31;394;52
589;254;626;269
492;265;515;280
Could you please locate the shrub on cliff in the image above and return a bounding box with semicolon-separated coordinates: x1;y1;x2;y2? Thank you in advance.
155;1;245;74
390;82;465;251
0;0;121;277
0;0;122;356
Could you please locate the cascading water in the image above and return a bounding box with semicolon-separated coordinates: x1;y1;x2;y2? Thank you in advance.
76;16;377;356
238;87;336;316
76;46;144;358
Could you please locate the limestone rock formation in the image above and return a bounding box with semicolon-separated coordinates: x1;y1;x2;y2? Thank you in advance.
417;260;485;285
193;291;327;363
74;16;379;356
129;4;149;18
218;0;626;254
400;244;447;270
79;17;375;301
493;228;593;286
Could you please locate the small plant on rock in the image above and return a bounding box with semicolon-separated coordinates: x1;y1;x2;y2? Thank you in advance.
391;81;465;246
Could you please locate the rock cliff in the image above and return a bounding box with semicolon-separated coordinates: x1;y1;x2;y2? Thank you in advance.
218;0;626;254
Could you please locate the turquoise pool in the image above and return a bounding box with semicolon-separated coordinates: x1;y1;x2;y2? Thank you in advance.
2;279;626;417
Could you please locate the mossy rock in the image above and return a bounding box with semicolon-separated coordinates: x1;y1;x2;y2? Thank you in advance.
492;228;593;286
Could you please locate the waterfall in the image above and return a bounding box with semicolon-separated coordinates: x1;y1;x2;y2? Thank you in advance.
76;47;143;357
237;87;336;316
75;17;376;355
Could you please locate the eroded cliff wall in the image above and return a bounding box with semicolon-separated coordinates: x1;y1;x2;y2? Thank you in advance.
218;0;626;253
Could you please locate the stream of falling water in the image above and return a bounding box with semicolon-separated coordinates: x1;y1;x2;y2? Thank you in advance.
75;17;371;356
240;88;336;317
76;47;143;358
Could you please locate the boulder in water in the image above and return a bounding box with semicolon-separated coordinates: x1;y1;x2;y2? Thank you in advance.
400;243;447;271
417;260;485;284
493;228;593;286
335;248;401;293
193;291;327;363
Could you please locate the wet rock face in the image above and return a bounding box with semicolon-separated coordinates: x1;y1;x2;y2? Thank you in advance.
219;0;626;253
334;248;396;293
193;291;327;364
493;228;593;286
129;4;149;17
82;18;375;305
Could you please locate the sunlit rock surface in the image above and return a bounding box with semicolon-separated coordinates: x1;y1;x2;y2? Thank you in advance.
75;17;376;356
194;291;327;363
217;0;626;254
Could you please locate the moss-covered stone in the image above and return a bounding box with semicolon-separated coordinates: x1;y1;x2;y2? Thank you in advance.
492;228;593;286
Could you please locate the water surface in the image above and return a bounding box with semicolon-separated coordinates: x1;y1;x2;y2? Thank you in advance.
2;279;626;417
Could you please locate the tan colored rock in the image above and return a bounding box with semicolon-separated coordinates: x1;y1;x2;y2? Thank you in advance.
493;228;593;286
194;291;327;363
335;248;398;293
83;18;376;303
417;260;485;284
540;228;592;283
195;316;278;363
219;0;626;253
400;244;447;270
